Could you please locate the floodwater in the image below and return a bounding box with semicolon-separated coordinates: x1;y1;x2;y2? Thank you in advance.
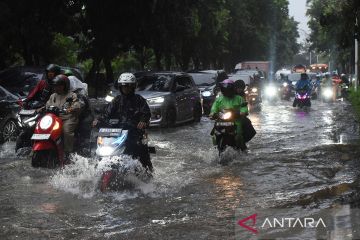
1;99;360;239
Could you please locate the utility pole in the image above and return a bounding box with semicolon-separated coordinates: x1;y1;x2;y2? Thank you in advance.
355;11;359;89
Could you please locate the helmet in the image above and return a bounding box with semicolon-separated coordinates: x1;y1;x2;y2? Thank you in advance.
219;79;235;98
52;74;70;92
118;73;136;86
300;73;308;80
234;80;245;90
46;64;61;75
63;69;73;76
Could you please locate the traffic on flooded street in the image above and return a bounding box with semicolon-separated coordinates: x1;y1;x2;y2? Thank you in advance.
1;0;360;239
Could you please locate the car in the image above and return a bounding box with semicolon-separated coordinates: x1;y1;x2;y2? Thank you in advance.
105;71;202;127
0;85;21;142
188;70;228;115
0;66;84;98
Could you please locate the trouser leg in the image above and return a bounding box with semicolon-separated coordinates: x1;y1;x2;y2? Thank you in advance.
62;119;78;153
235;123;246;151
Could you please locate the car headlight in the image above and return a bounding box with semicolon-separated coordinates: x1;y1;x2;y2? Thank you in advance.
39;115;53;130
105;95;114;102
265;86;277;97
147;96;165;104
202;91;212;97
251;88;258;93
283;82;288;87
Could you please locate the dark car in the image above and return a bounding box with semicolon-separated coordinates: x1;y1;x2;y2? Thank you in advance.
105;71;202;127
0;85;20;142
188;70;228;115
0;66;84;98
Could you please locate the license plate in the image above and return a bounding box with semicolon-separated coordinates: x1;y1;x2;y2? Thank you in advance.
216;122;234;126
19;109;36;115
98;128;124;137
31;134;51;140
99;128;123;133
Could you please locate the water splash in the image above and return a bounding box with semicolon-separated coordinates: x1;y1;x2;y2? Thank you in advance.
50;154;150;198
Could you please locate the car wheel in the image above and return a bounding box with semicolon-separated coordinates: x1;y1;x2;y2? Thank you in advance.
193;103;202;122
163;107;176;127
1;119;18;142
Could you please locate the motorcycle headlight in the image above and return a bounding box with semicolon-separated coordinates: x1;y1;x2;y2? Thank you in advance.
222;112;232;120
105;95;114;102
202;91;212;97
97;146;115;156
147;96;165;104
283;82;288;87
39;115;53;130
265;86;277;97
323;88;333;98
251;88;258;93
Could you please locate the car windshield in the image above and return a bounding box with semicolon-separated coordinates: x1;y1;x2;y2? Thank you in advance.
189;73;216;86
136;75;173;92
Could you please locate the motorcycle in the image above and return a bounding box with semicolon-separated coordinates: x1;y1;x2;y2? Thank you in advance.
245;85;261;106
211;110;238;156
95;119;155;192
293;88;311;108
15;100;44;152
280;82;291;100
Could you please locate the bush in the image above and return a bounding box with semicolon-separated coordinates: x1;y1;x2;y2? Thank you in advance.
349;87;360;120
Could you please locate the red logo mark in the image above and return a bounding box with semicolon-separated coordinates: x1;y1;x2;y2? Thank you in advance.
237;213;258;234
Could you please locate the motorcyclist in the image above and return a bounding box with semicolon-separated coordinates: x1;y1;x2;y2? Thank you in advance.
209;79;249;151
46;75;81;159
92;73;153;172
321;72;336;101
234;80;246;97
24;64;61;108
64;69;93;145
295;73;311;92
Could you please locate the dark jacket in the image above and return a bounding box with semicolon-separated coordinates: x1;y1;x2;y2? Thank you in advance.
100;93;151;127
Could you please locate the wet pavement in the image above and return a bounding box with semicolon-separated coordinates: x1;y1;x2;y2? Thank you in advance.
1;99;360;239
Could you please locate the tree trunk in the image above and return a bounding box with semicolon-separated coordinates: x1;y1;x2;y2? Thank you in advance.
104;56;114;83
154;48;163;71
165;53;172;70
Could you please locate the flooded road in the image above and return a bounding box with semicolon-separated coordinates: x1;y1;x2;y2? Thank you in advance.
1;99;360;239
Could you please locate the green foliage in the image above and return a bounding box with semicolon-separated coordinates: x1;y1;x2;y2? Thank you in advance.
307;0;359;72
0;0;300;81
50;33;79;67
349;87;360;120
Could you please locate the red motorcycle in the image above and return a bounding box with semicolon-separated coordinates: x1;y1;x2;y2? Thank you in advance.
31;106;67;168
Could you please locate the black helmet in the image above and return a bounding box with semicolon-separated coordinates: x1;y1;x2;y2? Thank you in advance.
234;80;245;90
46;64;61;75
220;79;235;98
300;73;308;80
52;74;70;92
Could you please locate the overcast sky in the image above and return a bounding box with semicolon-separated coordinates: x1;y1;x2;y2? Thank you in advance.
288;0;310;43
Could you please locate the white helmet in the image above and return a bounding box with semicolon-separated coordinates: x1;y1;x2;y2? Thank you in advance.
118;73;136;85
